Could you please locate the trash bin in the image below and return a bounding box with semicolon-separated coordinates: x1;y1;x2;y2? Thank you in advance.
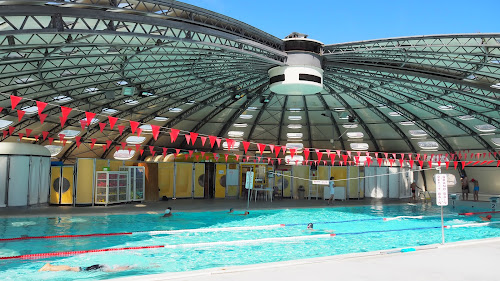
298;185;305;199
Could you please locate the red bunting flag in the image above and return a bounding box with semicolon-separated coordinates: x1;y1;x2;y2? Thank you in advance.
75;136;81;148
184;134;191;145
235;155;240;161
342;154;348;165
409;160;414;169
117;125;125;136
418;160;424;167
189;150;194;158
399;158;404;167
365;157;373;167
389;159;395;167
257;143;266;155
106;140;112;148
224;154;229;162
58;116;67;128
48;137;54;145
316;149;323;161
99;123;106;133
190;132;199;145
149;146;155;155
304;148;310;161
0;107;2;113
139;149;144;156
10;95;22;110
383;152;388;159
120;142;126;149
453;161;458;170
42;131;49;140
257;157;261;163
80;120;86;130
290;148;296;158
242;141;250;154
162;148;168;157
62;139;67;146
277;158;281;164
90;138;97;149
8;126;15;135
34;135;39;141
461;161;466;169
17;110;25;122
201;151;205;158
36;101;47;114
226;138;235;150
200;136;207;146
150;125;160;140
85;112;96;126
377;158;383;167
246;156;250;162
136;128;142;137
129;121;139;134
275;146;281;158
347;151;352;158
107;116;118;130
497;160;500;167
355;156;360;166
269;145;275;153
214;153;219;161
135;144;140;152
18;133;24;141
170;129;180;143
336;150;341;158
215;138;221;148
208;135;217;148
2;130;7;139
58;134;65;142
25;129;32;137
182;154;187;160
60;106;72;121
175;149;180;156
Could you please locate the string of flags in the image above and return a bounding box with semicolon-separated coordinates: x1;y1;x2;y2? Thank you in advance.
1;94;499;168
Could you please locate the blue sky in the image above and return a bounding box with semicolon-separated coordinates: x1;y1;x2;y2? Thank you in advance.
180;0;498;44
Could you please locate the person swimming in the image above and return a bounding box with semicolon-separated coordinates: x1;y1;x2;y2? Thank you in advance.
162;207;172;217
237;211;249;216
228;208;234;213
39;263;132;272
305;223;334;233
480;214;492;221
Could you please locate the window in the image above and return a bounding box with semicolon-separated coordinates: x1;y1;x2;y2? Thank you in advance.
126;136;146;144
333;107;346;112
286;143;304;150
233;123;248;128
168;108;182;113
285;155;304;165
61;70;75;77
491;83;500;90
438;105;454;110
347;132;364;139
102;108;118;115
123;99;139;105
247;107;258;111
400;121;415;126
458;115;475;121
58;129;80;139
116;81;128;86
84;87;99;93
81;117;99;125
288;116;302;121
389;112;401;117
228;131;244;138
185;100;195;105
139;124;152;132
298;74;321;83
350;143;369;151
0;119;13;130
269;74;285;84
113;149;135;160
239;114;253;119
222;141;241;150
474;124;496;132
343;124;358;129
492;138;500;146
288;124;302;129
418;141;439;150
287;133;303;139
21;106;38;115
154;117;169;121
289;108;301;112
45;145;63;157
15;77;35;84
409;130;428;137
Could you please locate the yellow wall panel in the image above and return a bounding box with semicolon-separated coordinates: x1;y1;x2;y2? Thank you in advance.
331;167;347;189
348;166;359;199
292;166;310;198
49;167;61;204
60;166;74;204
175;163;193;198
109;160;123;171
318;166;329;180
215;164;226;198
158;163;174;198
95;159;109;172
76;159;94;204
282;171;292;197
194;163;205;198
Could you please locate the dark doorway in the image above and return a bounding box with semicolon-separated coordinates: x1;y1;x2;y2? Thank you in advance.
204;163;215;199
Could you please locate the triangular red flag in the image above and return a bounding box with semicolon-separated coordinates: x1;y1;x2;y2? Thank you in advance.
453;161;458;170
184;154;189;160
416;160;422;167
34;135;39;141
445;161;450;170
106;140;112;148
2;130;7;139
497;160;500;167
214;153;219;161
383;152;388;159
257;157;261;163
149;146;155;155
235;155;240;161
304;148;310;161
377;158;383;167
129;121;139;134
60;106;72;119
18;133;24;141
189;150;194;158
190;132;199;145
135;144;140;152
0;107;2;114
246;156;250;162
389;159;395;167
118;125;125;136
409;160;414;169
48;137;54;145
90;138;97;149
290;148;296;158
175;149;180;156
108;116;118;130
224;154;229;162
170;129;180;143
85;112;96;126
8;126;15;135
151;125;160;140
121;142;126;149
62;139;67;146
399;158;404;167
25;129;32;137
342;155;348;165
215;138;221;148
316;150;323;161
99;123;106;133
269;145;275;153
226;138;235;150
80;120;86;130
140;149;144;156
209;135;217;148
242;141;250;154
462;161;466;169
275;146;282;158
42;131;49;140
17;110;25;122
195;155;200;161
10;95;22;110
162;148;168;157
257;143;266;155
277;158;281;164
36;101;47;114
200;136;207;146
347;151;352;158
201;151;205;158
58;134;65;142
184;134;191;145
75;136;82;148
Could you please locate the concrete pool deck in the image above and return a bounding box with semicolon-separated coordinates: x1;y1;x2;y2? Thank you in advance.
112;237;500;281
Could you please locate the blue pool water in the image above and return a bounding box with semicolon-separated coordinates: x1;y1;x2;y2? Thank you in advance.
1;204;499;281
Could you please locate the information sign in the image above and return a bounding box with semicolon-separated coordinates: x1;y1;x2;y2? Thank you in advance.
435;174;448;206
245;171;254;190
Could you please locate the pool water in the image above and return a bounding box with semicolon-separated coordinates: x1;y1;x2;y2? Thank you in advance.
1;204;499;280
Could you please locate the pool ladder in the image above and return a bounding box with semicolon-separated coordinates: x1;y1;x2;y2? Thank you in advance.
419;190;432;202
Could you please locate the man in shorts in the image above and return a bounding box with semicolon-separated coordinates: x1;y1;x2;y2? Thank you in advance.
410;181;419;202
461;176;469;201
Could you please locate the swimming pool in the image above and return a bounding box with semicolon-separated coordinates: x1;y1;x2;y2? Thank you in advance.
1;204;499;280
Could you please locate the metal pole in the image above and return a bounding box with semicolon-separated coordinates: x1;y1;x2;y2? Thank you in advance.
247;188;250;209
441;206;445;244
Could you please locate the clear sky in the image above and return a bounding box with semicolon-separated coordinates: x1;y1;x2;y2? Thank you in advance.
179;0;498;44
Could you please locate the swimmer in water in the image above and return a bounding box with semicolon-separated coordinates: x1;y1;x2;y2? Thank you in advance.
162;207;172;217
305;223;335;233
39;263;132;272
238;211;249;216
228;208;234;213
479;214;492;221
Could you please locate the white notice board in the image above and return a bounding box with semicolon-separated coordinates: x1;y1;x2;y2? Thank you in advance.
245;171;254;190
226;169;239;186
435;174;448;206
